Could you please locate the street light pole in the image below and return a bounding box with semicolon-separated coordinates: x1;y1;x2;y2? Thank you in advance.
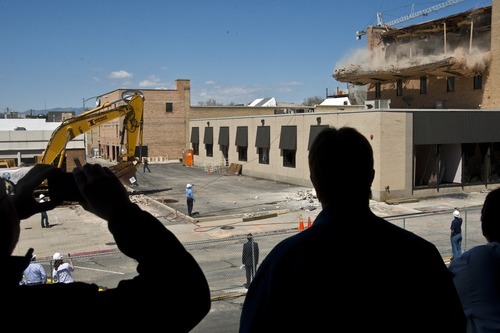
82;95;101;113
82;95;101;158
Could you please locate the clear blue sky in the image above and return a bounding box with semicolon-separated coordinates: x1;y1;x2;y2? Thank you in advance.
0;0;491;112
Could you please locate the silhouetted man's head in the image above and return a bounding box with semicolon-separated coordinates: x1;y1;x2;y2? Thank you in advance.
481;187;500;243
308;126;374;208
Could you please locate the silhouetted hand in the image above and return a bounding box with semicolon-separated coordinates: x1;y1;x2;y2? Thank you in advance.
13;164;61;220
73;164;131;221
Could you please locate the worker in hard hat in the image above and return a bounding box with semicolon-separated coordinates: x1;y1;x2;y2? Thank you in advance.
51;252;74;283
186;183;195;217
450;208;463;261
38;194;50;228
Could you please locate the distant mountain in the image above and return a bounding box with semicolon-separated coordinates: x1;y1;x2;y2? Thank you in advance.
20;107;83;116
0;107;83;120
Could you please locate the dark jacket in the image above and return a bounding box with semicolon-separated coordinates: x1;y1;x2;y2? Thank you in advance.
451;217;463;236
242;238;259;267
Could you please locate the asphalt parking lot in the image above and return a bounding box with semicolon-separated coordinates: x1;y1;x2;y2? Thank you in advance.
131;161;316;219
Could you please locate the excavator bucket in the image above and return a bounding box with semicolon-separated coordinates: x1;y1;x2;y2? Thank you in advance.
109;161;140;186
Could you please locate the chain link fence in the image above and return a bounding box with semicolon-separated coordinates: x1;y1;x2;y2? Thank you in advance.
28;206;483;298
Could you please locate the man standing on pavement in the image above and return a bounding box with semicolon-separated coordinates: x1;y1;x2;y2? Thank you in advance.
242;233;259;289
38;194;49;228
143;158;151;173
186;183;195;217
451;208;463;260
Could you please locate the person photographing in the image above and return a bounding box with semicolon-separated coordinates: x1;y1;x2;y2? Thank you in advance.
1;163;210;331
52;252;74;283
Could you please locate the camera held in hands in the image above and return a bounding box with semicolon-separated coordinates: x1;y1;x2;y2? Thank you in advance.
46;168;85;203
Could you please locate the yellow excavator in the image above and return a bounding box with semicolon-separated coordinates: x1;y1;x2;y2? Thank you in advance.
40;90;145;186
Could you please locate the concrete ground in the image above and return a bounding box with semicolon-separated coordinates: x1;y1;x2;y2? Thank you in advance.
14;159;493;261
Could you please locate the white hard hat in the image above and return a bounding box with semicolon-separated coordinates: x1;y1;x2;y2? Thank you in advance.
186;184;192;188
52;252;63;260
453;210;460;218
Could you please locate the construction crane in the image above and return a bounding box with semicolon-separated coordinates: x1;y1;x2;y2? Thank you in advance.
356;0;464;39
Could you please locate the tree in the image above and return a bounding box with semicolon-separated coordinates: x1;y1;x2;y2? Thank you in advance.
198;99;223;106
302;96;324;106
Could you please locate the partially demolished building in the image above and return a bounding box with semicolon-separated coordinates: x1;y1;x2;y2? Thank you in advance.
334;5;493;109
329;4;500;199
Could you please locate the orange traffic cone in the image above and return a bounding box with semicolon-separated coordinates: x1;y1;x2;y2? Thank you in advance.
298;215;304;231
307;217;312;228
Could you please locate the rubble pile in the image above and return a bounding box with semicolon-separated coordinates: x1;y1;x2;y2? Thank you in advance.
283;189;320;212
283;189;316;202
130;194;151;206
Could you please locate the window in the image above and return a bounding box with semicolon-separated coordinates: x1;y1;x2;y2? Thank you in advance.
258;147;269;164
420;76;427;94
237;146;247;162
204;126;213;157
474;75;483;90
282;149;296;167
165;102;173;113
279;126;297;168
192;143;199;155
190;127;199;155
218;127;229;165
396;79;403;96
235;126;248;162
447;77;455;92
255;126;270;165
205;144;213;157
375;82;381;99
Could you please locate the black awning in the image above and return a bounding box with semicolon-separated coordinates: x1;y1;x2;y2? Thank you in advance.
235;126;248;147
255;126;270;148
203;126;213;145
414;111;500;145
308;125;329;150
190;127;199;144
279;126;297;150
218;126;229;146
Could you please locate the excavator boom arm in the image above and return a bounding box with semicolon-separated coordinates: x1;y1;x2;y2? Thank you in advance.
40;91;144;166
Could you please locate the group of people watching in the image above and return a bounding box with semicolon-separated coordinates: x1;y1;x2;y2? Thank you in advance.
20;252;74;285
3;125;498;332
